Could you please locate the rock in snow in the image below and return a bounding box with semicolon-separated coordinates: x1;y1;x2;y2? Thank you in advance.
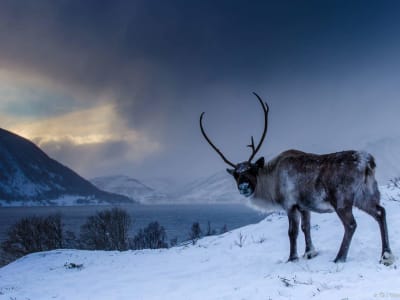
1;186;400;300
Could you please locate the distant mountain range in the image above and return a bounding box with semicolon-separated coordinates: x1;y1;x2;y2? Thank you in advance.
1;126;399;206
0;128;133;206
91;175;168;204
171;171;244;204
91;172;245;204
364;137;400;184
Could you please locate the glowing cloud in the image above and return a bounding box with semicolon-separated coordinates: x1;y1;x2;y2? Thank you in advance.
3;103;161;169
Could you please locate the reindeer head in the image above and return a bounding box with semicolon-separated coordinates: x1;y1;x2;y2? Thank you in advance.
200;92;269;197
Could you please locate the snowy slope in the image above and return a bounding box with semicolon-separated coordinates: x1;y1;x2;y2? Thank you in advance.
1;186;400;300
142;177;180;195
91;175;168;204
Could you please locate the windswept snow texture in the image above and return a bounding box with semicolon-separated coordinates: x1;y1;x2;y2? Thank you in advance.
91;175;168;204
0;128;133;205
1;186;400;299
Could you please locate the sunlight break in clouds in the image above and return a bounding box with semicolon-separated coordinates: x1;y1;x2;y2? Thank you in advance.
9;103;159;153
2;103;161;177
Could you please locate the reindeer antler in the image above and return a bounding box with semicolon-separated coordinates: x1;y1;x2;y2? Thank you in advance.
199;92;269;166
248;92;269;162
200;112;236;168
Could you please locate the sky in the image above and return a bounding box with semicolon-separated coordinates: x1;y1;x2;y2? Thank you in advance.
1;1;400;185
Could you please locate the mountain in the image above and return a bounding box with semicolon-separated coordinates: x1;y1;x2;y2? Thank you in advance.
90;172;243;204
141;177;180;195
0;128;133;206
173;171;244;203
91;175;168;204
364;136;400;184
2;185;399;299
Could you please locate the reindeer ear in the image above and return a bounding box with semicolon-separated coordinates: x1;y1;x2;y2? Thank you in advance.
255;157;265;169
226;168;235;176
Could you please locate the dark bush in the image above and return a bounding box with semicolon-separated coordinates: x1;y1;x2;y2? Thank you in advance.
80;208;132;251
205;221;217;236
189;222;202;244
1;214;63;261
131;221;168;250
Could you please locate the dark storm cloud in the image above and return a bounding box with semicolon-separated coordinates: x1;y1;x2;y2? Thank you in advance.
2;1;399;113
1;0;400;181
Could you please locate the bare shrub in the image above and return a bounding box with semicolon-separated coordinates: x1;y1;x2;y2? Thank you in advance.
80;208;132;251
1;214;63;262
131;221;168;250
189;222;202;245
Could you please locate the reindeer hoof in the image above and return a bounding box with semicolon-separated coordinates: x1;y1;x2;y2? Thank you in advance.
333;256;346;263
380;251;395;266
287;255;299;262
303;249;318;260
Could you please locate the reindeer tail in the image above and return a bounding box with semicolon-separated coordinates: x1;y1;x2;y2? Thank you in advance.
365;154;376;182
354;151;380;210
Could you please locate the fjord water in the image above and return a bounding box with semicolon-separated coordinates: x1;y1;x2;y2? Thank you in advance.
0;204;267;243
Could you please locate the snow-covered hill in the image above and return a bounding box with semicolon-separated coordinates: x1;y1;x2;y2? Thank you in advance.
91;175;168;204
0;128;133;206
173;171;243;203
1;186;399;300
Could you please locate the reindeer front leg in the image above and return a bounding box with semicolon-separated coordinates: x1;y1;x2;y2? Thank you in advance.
287;206;300;262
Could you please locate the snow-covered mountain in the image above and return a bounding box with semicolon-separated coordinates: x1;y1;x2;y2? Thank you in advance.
91;175;168;204
89;172;242;204
1;185;399;299
0;128;133;206
173;171;244;203
364;136;400;184
141;177;180;195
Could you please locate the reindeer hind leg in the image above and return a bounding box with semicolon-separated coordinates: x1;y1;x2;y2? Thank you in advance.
363;204;394;265
300;209;318;259
334;205;357;263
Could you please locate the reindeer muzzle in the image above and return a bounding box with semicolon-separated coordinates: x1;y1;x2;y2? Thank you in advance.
238;182;253;197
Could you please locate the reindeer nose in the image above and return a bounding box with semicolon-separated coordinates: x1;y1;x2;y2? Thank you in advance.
239;182;250;190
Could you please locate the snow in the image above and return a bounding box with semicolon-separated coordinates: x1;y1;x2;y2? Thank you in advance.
1;186;400;300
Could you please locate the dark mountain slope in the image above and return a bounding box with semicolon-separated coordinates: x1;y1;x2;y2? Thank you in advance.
0;128;133;205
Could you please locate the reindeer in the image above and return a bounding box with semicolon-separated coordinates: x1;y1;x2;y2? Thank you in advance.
200;93;394;265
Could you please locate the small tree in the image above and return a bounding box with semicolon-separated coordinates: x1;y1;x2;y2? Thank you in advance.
131;229;145;250
205;221;217;236
189;222;202;244
169;237;178;247
220;224;228;234
131;221;168;250
1;214;63;261
80;208;132;251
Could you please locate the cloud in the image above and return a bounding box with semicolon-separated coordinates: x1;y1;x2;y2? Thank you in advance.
3;103;161;177
1;1;400;181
